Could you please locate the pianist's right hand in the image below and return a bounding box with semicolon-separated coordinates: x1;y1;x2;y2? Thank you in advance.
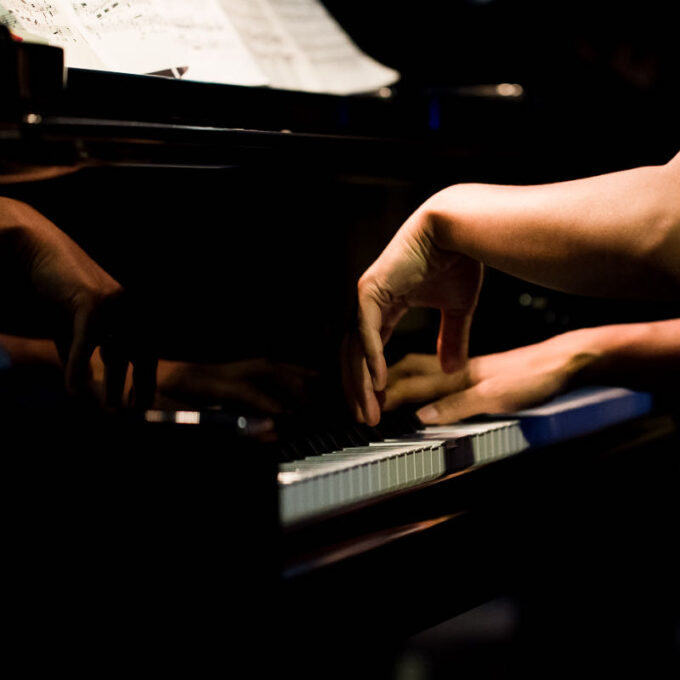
0;196;127;401
343;202;483;426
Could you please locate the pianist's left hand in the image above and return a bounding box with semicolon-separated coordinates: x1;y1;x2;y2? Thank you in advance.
382;332;599;424
383;317;680;424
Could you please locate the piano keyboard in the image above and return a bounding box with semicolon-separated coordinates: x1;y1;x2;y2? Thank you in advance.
278;419;527;524
278;387;654;525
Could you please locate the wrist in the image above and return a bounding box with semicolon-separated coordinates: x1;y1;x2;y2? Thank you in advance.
556;328;606;388
558;324;649;388
420;183;491;262
419;186;462;252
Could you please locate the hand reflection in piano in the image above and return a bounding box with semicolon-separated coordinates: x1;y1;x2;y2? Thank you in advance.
0;195;128;400
151;357;319;415
0;194;321;422
0;335;318;415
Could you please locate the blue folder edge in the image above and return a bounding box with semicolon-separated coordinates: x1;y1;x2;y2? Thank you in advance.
0;344;10;372
487;386;654;447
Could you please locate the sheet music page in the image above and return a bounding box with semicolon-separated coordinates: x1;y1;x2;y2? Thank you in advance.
219;0;399;94
264;0;399;94
218;0;320;92
0;0;268;85
1;0;399;93
0;0;106;69
68;0;268;85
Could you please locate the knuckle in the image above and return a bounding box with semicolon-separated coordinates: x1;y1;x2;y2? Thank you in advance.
475;380;505;410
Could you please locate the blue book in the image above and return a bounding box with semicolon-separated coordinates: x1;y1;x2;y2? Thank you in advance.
496;386;654;447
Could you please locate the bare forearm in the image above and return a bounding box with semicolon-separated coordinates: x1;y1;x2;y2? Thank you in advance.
567;319;680;392
423;151;680;298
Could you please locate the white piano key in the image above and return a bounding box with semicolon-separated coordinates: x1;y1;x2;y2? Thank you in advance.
278;421;528;524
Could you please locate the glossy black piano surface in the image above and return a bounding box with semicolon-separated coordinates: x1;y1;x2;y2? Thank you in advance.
2;4;679;674
3;389;677;676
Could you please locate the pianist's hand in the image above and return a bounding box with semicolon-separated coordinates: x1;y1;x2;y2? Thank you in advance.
0;197;127;401
344;203;483;426
382;332;599;424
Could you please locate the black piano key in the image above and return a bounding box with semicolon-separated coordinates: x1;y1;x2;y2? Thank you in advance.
373;409;420;440
273;407;423;463
304;433;334;456
279;441;304;462
346;424;374;446
322;430;344;451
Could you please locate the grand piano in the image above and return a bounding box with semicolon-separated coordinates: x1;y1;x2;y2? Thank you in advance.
1;3;678;676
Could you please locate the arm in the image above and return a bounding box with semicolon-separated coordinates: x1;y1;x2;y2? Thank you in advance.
347;151;680;425
383;318;680;424
423;151;680;298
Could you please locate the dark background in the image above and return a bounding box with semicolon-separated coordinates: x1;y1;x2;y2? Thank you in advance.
2;0;679;404
1;4;678;676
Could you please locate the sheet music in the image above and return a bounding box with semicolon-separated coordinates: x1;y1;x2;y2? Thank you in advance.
265;0;399;94
1;0;399;94
69;0;268;85
218;0;320;92
220;0;399;94
0;0;105;69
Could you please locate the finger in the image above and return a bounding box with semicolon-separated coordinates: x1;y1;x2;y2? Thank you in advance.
383;373;453;411
358;359;382;426
437;310;473;374
340;334;365;422
357;297;388;392
416;384;495;425
343;332;381;425
386;353;440;385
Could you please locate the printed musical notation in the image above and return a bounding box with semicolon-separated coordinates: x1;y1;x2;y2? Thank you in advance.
0;0;399;94
267;0;398;93
0;0;106;67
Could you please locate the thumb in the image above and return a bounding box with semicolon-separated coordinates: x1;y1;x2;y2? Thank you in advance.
416;384;489;425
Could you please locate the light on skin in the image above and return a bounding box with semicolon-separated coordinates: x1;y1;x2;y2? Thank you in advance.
347;151;680;426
